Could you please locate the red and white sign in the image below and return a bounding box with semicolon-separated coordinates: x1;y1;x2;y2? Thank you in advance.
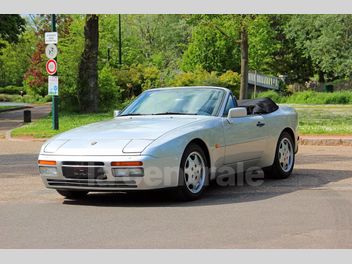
46;59;57;75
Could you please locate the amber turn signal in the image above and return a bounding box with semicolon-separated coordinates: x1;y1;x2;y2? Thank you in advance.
111;161;143;167
38;160;57;166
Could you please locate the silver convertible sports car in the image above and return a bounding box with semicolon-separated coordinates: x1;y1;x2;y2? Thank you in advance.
38;87;298;201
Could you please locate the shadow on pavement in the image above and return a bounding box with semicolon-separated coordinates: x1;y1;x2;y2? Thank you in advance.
62;167;352;208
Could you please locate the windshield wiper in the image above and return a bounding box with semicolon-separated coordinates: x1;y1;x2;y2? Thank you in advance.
119;113;146;116
152;112;198;115
120;112;198;116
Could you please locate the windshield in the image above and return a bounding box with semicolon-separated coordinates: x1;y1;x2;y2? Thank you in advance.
120;88;225;116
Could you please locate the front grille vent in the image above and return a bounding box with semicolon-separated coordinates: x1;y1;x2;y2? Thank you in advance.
61;161;106;180
62;161;104;166
47;179;137;188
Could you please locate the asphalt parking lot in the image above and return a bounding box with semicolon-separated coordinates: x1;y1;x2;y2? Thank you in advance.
0;140;352;248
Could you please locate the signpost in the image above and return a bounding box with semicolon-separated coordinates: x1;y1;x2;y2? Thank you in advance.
45;44;58;59
45;32;58;44
46;59;57;75
45;15;59;130
48;76;59;96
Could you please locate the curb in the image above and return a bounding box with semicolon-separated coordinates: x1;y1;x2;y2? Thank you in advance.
6;129;47;142
300;136;352;146
5;133;352;146
0;106;31;113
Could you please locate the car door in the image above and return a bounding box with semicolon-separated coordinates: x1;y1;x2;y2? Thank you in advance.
222;96;267;165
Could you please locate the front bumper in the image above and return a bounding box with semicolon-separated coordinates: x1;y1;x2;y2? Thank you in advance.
38;154;181;191
295;135;299;154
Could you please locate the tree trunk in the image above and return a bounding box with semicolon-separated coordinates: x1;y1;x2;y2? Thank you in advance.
318;70;325;83
77;15;99;113
239;26;249;100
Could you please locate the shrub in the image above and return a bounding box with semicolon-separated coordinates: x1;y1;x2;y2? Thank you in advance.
0;93;51;103
323;91;352;104
0;86;25;95
23;75;47;97
0;94;15;102
141;65;162;90
256;90;283;103
99;65;121;112
169;69;242;96
169;69;222;87
219;70;241;97
115;64;162;99
21;95;51;103
257;90;352;104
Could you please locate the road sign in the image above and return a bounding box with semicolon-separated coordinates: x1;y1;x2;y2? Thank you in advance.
45;44;58;59
48;76;59;95
46;59;57;75
45;32;58;44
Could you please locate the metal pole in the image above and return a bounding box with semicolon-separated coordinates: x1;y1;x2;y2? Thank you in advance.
51;14;59;130
118;14;122;66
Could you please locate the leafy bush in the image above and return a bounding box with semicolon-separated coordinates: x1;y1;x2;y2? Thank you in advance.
115;64;162;99
323;91;352;104
219;70;240;97
99;66;121;112
0;93;51;103
170;69;222;87
0;94;16;102
20;94;52;103
23;74;47;97
0;86;24;95
256;90;284;103
169;69;243;97
257;90;352;104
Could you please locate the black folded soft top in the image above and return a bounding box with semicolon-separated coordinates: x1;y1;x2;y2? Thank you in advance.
237;97;279;115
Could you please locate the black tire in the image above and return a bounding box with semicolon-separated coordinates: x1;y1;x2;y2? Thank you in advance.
175;143;209;201
264;131;295;179
56;190;89;199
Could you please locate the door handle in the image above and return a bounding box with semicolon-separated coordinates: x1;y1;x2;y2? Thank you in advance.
256;122;265;127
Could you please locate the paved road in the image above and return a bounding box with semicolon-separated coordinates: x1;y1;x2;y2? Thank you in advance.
0;141;351;248
0;104;51;138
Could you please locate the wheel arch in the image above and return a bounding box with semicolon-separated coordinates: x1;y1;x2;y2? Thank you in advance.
186;138;211;169
281;127;296;149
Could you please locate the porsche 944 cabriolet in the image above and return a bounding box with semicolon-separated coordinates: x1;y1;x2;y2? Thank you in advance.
38;87;298;200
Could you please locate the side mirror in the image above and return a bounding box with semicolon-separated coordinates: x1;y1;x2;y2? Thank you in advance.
114;110;121;117
227;107;247;119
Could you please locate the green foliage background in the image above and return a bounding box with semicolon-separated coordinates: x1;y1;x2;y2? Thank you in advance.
2;14;352;111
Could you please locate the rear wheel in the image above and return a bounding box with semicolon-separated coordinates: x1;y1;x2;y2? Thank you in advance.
264;131;295;179
56;190;88;199
175;144;209;201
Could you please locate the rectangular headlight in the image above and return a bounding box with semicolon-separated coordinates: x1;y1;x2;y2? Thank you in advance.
112;168;144;177
39;166;58;177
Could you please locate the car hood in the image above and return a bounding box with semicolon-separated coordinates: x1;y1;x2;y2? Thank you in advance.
42;116;202;155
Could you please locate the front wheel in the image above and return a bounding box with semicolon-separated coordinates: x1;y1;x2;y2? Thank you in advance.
56;190;88;200
264;131;295;179
175;143;209;201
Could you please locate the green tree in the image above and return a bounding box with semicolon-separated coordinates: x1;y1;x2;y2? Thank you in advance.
57;15;85;111
285;15;352;82
266;15;313;83
0;15;28;87
181;15;280;99
0;30;36;86
181;16;240;73
0;15;26;51
248;15;279;73
121;15;190;70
